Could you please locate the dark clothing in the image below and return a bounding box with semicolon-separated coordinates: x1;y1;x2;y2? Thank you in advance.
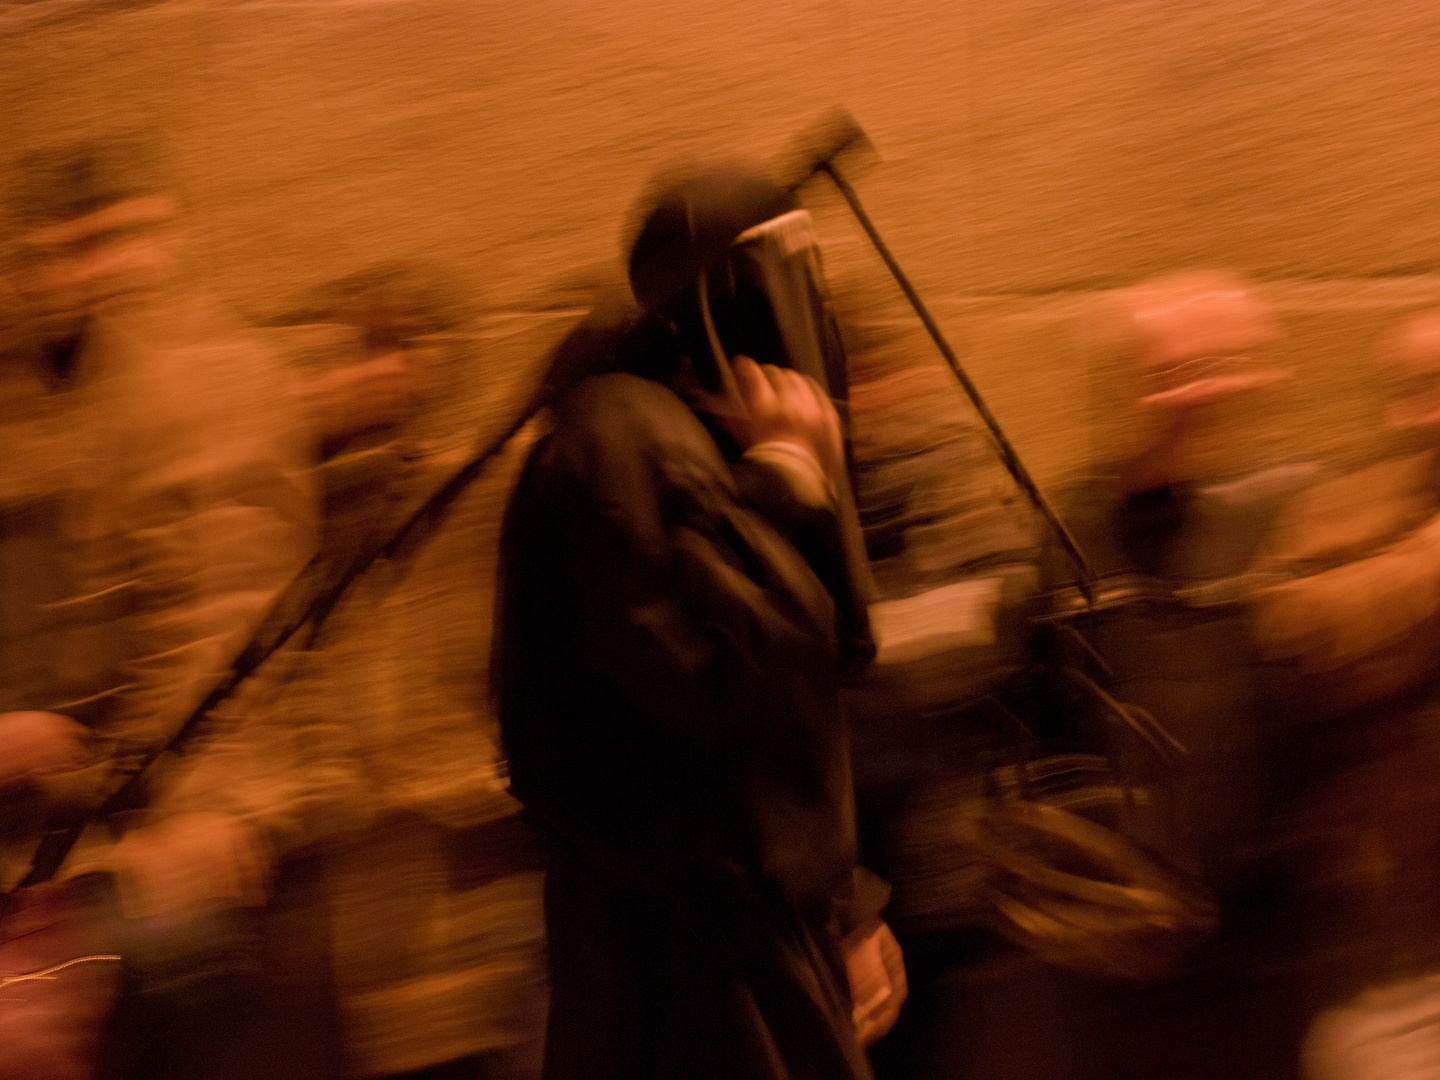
496;372;872;1079
542;853;862;1080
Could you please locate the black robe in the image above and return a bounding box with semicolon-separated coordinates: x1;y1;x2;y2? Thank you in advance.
495;370;874;1080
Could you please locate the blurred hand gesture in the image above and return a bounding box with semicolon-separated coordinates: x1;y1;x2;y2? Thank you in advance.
692;355;843;485
844;918;907;1047
110;812;269;923
0;711;89;795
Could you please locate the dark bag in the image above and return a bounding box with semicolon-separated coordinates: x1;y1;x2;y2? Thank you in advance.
876;653;1218;983
958;663;1219;984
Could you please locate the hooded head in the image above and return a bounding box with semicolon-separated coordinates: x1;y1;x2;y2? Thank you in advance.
627;163;796;316
625;163;804;400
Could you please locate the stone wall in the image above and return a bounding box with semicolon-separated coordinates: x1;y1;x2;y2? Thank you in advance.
7;0;1440;487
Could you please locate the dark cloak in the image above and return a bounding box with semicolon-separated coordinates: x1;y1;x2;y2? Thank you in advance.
494;166;877;1080
497;373;872;1080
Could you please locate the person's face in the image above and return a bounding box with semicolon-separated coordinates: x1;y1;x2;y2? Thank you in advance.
304;342;444;450
6;194;179;341
1122;277;1288;409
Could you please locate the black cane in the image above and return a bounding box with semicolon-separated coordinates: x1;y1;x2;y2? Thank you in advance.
801;143;1097;602
13;406;534;893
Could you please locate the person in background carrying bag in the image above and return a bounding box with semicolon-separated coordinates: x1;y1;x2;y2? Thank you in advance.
0;138;318;1080
242;267;549;1080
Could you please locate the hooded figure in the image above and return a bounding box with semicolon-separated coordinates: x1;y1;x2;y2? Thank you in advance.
494;164;881;1079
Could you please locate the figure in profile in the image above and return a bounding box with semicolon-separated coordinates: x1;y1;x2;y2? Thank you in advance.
495;162;901;1080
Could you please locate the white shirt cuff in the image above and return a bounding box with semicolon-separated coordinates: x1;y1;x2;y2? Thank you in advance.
743;441;834;509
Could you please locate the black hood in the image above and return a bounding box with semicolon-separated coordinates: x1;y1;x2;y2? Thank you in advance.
627;164;796;316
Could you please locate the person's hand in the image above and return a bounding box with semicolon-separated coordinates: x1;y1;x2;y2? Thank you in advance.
844;918;907;1047
109;812;269;923
693;355;844;481
0;711;90;794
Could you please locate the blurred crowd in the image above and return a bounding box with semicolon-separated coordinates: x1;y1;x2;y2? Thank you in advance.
4;137;1440;1080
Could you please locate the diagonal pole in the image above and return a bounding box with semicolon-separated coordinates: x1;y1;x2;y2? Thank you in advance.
817;160;1097;602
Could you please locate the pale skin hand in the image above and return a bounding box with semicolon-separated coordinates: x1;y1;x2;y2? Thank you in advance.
0;711;90;794
109;811;269;923
844;918;908;1047
0;714;265;920
692;355;844;485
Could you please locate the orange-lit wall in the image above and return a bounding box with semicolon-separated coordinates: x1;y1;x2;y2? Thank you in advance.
8;0;1440;484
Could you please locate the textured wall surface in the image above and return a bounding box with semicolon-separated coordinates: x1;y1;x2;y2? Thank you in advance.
7;0;1440;487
